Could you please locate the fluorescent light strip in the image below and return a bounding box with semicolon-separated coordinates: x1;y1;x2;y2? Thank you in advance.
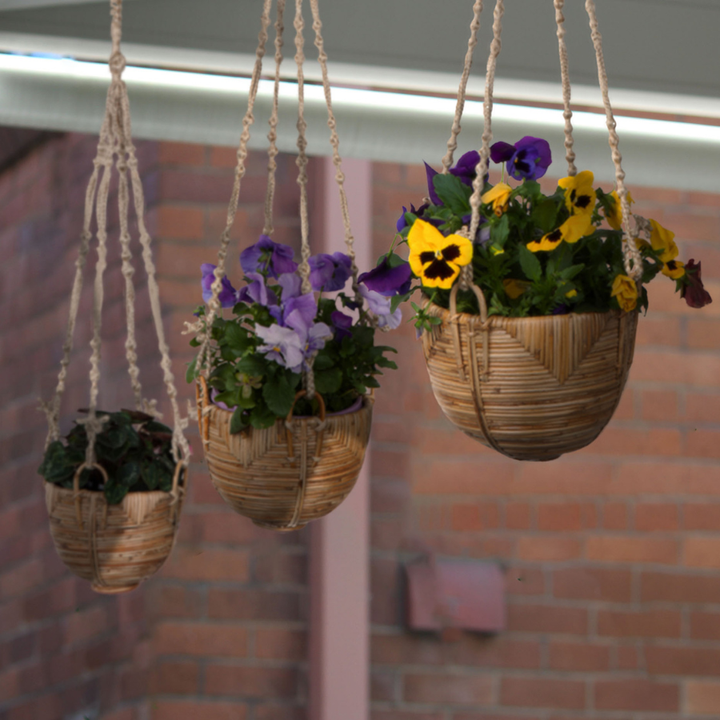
3;53;720;145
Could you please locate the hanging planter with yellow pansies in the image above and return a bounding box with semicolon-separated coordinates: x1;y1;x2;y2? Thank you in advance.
377;0;712;461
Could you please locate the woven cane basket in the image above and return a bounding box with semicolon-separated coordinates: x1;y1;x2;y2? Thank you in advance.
44;462;185;594
197;378;373;531
422;285;638;461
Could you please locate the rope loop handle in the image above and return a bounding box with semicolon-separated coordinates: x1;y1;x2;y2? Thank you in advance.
72;462;109;530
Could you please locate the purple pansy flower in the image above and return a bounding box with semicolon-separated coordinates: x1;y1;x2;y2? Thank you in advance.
359;256;412;297
331;310;353;340
255;324;305;371
450;150;481;186
237;272;277;307
308;252;353;292
490;136;552;181
201;263;237;308
424;162;443;206
240;235;298;278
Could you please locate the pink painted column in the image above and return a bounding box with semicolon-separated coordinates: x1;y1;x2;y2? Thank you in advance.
309;156;372;720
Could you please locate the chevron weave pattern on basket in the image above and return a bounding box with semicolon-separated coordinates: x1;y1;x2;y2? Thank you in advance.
422;305;638;461
45;482;184;594
201;396;373;531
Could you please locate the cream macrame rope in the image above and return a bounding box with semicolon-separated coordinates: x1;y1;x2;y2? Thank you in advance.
43;0;190;467
198;0;273;374
585;0;642;282
554;0;577;176
469;0;505;242
441;0;484;174
263;0;286;237
308;0;362;304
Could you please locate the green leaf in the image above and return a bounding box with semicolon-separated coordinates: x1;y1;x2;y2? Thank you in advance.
490;214;510;248
313;352;336;371
433;173;472;216
249;404;277;429
104;480;128;505
532;198;558;233
518;243;543;282
117;462;141;488
141;460;163;490
230;407;248;434
224;322;251;353
235;355;266;376
262;375;296;417
185;358;198;383
313;367;343;395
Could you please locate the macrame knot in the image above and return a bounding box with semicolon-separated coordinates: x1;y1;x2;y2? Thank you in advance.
109;52;126;78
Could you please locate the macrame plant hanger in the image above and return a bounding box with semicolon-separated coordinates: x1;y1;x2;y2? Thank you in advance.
418;0;641;461
194;0;371;532
42;0;190;539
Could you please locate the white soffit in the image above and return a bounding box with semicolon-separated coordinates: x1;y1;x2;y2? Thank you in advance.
0;33;719;193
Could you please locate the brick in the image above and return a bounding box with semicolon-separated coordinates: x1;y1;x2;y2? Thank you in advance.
63;605;108;645
413;459;515;494
371;713;444;720
147;585;202;619
548;641;611;672
616;645;639;670
580;426;682;456
636;316;682;347
204;666;297;699
156;206;204;240
505;567;545;597
685;537;720;569
553;567;633;603
585;535;678;564
516;536;582;562
158;142;206;166
597;609;681;638
641;389;679;421
687;319;720;350
160;547;250;581
630;348;720;386
691;611;720;641
513;461;613;496
687;430;720;459
450;502;500;532
601;503;628;530
646;646;720;675
255;629;306;661
642;571;720;603
686;681;720;715
634;503;679;531
615;462;720;495
506;603;587;635
684;503;720;530
403;673;493;705
537;502;596;532
685;393;720;423
152;701;247;720
504;503;532;529
500;677;585;709
154;623;247;657
594;679;679;712
152;661;199;695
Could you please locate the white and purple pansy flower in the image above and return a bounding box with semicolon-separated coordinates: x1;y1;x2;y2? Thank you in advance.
359;284;402;330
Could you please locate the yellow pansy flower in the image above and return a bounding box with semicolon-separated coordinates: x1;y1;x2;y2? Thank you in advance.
611;274;638;312
662;259;685;279
526;214;595;252
503;278;531;299
558;170;596;216
565;289;578;299
605;190;635;230
481;182;513;217
408;219;473;290
648;219;678;263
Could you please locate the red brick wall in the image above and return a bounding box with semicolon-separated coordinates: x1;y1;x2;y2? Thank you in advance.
2;131;720;720
369;162;720;719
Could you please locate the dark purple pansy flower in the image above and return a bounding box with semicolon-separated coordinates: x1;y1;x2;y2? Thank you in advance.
682;259;713;309
201;263;237;308
397;204;423;233
331;310;353;339
240;235;298;278
450;150;480;186
490;136;552;181
552;304;570;315
424;162;443;206
308;252;352;292
358;256;412;297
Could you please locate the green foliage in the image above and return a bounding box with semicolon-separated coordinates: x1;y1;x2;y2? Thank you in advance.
38;410;180;504
401;170;668;319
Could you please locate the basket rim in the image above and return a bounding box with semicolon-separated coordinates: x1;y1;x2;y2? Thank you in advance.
424;298;627;325
206;391;374;422
43;479;180;502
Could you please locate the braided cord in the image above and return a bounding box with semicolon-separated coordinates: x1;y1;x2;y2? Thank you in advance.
554;0;577;176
